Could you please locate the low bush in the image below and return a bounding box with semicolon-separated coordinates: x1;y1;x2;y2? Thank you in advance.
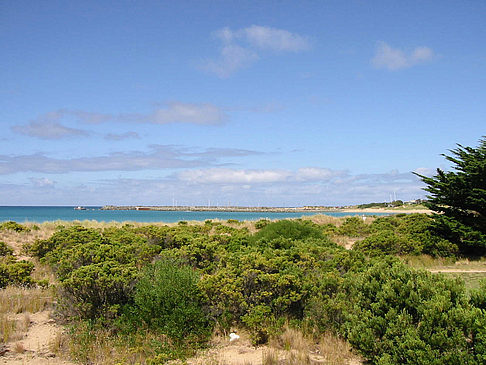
353;214;457;257
129;258;211;341
0;221;30;232
338;217;370;237
314;258;486;364
252;220;324;242
0;258;35;288
0;242;14;257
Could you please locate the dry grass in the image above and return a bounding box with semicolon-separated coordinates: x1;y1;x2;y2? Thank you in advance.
402;254;457;269
331;235;363;250
53;325;176;365
0;286;53;315
13;341;26;353
262;348;280;365
271;326;309;352
268;327;361;365
0;313;18;342
318;332;360;365
305;214;344;226
0;286;53;344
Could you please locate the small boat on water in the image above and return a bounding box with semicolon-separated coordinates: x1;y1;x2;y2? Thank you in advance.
74;206;87;210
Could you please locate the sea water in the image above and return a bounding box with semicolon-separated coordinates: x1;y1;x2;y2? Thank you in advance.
0;206;392;223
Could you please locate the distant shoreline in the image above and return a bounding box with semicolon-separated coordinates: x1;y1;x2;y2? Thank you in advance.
101;205;432;214
100;205;334;213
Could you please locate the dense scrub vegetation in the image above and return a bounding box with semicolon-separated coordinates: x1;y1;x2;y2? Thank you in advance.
0;241;36;288
17;214;485;364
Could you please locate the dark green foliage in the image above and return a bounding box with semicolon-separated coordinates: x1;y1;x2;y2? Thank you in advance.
130;258;211;341
252;219;324;242
415;138;486;255
36;219;486;363
0;241;35;288
0;241;14;256
0;221;30;232
31;226;161;319
357;202;389;209
338;216;370;237
317;259;486;364
254;219;271;229
354;214;457;257
354;230;421;255
0;258;35;288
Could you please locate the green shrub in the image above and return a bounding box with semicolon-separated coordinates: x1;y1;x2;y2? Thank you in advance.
0;221;30;232
58;261;137;319
241;304;274;345
353;231;422;256
0;242;14;257
361;214;458;257
252;220;324;242
130;258;211;341
333;259;484;364
254;219;270;229
338;217;370;237
0;258;35;288
33;226;161;320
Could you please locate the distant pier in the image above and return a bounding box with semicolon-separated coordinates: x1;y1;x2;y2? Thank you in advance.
100;205;338;213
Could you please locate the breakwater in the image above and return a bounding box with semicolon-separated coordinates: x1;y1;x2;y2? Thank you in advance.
101;205;337;213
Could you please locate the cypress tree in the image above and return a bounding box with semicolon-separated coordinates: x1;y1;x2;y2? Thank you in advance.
415;137;486;255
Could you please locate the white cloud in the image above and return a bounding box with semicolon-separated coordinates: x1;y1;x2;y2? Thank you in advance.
372;42;434;70
150;102;228;125
11;121;89;139
0;169;427;206
242;25;310;52
30;177;55;187
296;167;344;181
178;168;291;184
17;103;229;133
0;146;261;175
204;25;310;77
203;44;259;78
413;167;436;177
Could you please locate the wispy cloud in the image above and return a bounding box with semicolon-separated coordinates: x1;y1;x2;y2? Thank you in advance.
11;121;89;139
372;42;434;70
203;44;259;78
203;25;311;78
240;25;311;52
148;102;227;125
178;168;292;184
177;167;346;185
0;146;261;175
16;102;229;133
104;132;140;141
29;177;56;187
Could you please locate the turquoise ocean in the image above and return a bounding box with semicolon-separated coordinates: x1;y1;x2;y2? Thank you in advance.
0;206;392;223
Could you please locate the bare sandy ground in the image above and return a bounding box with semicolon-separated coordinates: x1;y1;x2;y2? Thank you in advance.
1;311;74;365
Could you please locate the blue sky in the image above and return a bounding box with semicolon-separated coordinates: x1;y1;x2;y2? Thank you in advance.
1;0;485;206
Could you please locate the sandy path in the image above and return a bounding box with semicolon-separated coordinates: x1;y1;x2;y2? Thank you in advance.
1;311;74;365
